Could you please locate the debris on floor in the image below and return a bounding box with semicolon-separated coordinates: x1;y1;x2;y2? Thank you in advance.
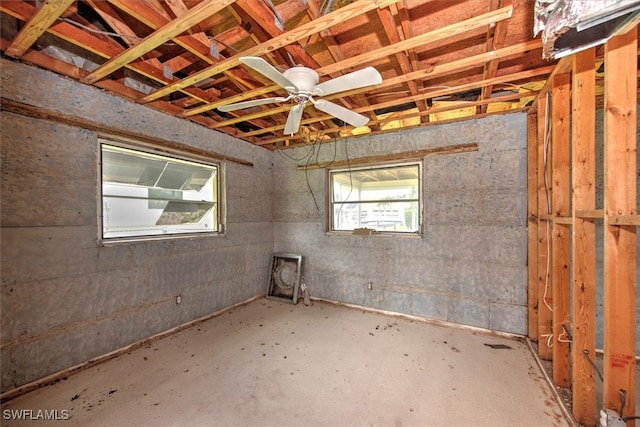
484;343;512;349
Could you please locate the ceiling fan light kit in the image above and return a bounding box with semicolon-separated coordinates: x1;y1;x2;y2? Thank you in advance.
218;57;382;136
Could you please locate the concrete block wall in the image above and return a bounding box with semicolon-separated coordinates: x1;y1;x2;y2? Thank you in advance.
272;116;529;335
593;110;640;354
2;56;635;394
0;59;274;392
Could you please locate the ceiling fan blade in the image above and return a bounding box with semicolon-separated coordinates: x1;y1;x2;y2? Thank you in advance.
239;57;298;91
313;99;370;128
313;67;382;96
217;97;288;112
284;105;304;135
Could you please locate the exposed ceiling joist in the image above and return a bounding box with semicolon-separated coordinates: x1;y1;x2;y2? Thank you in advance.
0;0;589;149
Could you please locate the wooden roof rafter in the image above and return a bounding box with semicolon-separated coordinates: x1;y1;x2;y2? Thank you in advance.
237;64;553;144
105;0;273;130
137;0;403;104
0;1;219;103
179;5;514;119
301;0;359;133
80;1;237;85
240;90;537;139
479;0;512;113
209;38;542;131
0;0;570;149
376;4;428;120
4;0;75;58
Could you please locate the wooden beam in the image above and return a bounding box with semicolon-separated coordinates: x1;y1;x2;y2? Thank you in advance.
177;4;516;117
86;1;140;47
539;215;573;225
229;4;292;68
109;0;223;68
321;5;513;77
297;143;478;170
214;64;552;132
571;47;598;427
227;1;318;124
181;5;517;118
0;98;253;167
550;72;571;388
139;0;402;103
4;0;75;58
306;0;342;61
527;112;539;341
575;210;603;219
0;36;222;132
260;107;528;149
213;66;553;144
185;33;540;119
528;55;572;115
0;1;217;103
602;27;637;422
81;1;236;84
244;90;534;138
303;0;372;125
377;5;427;115
395;1;425;119
0;38;221;135
480;0;511;112
536;94;553;360
607;215;640;226
234;0;320;70
110;0;285;118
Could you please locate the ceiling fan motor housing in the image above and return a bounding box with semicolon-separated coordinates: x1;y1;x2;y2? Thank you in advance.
283;66;320;93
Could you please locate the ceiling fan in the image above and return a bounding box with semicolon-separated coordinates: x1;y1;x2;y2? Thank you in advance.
218;57;383;135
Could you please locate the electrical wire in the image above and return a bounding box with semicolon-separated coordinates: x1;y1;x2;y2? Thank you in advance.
619;389;626;419
304;129;340;212
557;323;572;343
277;138;317;163
582;350;604;382
262;0;285;31
277;131;328;213
304;139;321;212
301;0;328;52
209;36;240;53
334;129;353;229
542;92;554;314
323;0;336;15
59;16;236;55
616;389;640;422
59;17;145;41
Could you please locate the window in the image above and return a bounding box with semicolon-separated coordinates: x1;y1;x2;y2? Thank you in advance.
100;141;220;240
329;162;421;234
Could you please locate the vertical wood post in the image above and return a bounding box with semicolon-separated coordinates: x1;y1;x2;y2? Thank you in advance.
537;95;553;360
551;72;571;387
527;112;539;340
603;27;637;424
571;47;597;427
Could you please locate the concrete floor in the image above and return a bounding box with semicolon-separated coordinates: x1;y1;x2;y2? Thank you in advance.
1;299;570;427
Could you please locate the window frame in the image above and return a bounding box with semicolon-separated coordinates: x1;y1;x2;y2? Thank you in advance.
98;138;225;244
327;160;423;236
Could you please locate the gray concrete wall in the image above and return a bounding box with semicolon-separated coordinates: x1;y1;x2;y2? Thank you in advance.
272;116;529;335
2;56;637;394
0;59;274;392
593;110;640;355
